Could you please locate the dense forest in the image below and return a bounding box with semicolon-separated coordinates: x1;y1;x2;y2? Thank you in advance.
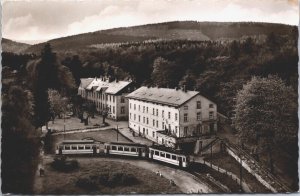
1;21;298;193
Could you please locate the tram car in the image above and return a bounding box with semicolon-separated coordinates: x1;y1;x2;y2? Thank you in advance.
104;142;148;157
55;139;100;155
149;145;190;168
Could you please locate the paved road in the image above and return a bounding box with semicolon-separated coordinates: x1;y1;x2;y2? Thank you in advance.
34;154;213;194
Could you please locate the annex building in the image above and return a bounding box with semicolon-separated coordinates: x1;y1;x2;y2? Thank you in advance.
78;77;133;121
126;86;217;148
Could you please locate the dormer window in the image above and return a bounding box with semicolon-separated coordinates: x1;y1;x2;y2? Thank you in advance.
209;104;214;108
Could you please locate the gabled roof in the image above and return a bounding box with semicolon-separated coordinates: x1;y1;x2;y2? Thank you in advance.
126;87;199;107
80;78;94;88
80;77;132;95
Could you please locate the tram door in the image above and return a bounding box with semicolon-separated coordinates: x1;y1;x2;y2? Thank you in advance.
138;148;142;157
59;147;63;155
178;156;183;167
92;146;97;155
150;150;154;159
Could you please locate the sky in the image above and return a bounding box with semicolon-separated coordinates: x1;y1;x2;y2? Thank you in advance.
2;0;299;44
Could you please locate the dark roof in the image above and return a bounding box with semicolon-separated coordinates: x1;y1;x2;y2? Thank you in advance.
149;144;188;156
126;87;199;107
105;142;147;147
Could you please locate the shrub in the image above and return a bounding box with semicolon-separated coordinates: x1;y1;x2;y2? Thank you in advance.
51;157;79;172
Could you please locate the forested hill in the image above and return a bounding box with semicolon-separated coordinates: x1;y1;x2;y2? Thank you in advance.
2;38;31;53
23;21;295;53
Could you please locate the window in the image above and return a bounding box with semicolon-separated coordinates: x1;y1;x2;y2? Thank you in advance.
184;127;188;136
209;111;214;119
146;107;148;113
112;146;117;150
172;155;177;160
138;105;140;111
175;126;178;133
118;146;123;151
197;101;201;109
85;146;91;150
113;96;115;103
160;152;165;157
139;115;141;122
143;106;145;113
166;154;171;159
130;103;132;109
197;125;202;134
168;112;171;119
156;120;158;128
113;106;115;114
209;104;214;108
156;109;158;116
78;146;84;150
197;112;201;121
175;113;178;121
109;95;111;102
131;148;137;152
162;110;164;118
143;117;145;123
155;151;159;155
134;104;136;110
153;119;155;126
162;122;165;129
146;129;148;135
184;105;188;110
146;118;149;124
121;97;125;103
152;131;155;138
72;146;77;150
121;106;125;114
184;113;188;122
65;146;70;150
153;108;155;115
124;147;129;151
134;114;136;120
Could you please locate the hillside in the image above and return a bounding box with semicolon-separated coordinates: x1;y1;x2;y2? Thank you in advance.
2;38;31;53
24;21;295;53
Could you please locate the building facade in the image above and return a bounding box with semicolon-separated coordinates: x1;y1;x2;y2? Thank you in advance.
78;77;133;121
126;87;217;148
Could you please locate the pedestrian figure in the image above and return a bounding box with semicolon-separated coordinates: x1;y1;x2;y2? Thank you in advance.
39;168;45;176
156;171;160;175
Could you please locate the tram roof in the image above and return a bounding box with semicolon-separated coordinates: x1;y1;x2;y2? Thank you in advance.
60;140;95;144
149;145;188;156
105;142;147;147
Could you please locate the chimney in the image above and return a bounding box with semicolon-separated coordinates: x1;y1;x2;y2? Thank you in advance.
183;85;187;92
116;77;119;82
175;87;179;91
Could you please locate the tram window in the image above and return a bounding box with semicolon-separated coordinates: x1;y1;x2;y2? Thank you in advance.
151;150;154;154
172;155;177;160
85;146;91;150
166;154;171;159
124;147;129;151
118;146;123;151
78;146;84;150
65;146;70;150
155;151;159;155
160;152;165;157
112;146;117;150
71;146;77;150
131;148;137;152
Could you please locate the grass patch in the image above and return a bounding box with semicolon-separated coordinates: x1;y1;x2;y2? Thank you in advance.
39;159;181;194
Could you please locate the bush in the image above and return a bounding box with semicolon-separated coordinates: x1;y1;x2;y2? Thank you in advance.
76;178;98;190
51;157;79;172
100;172;139;187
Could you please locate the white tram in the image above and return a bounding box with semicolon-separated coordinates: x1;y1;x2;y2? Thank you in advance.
104;142;147;157
149;145;190;168
55;140;100;155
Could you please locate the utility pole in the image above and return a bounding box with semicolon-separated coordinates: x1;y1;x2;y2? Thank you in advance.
117;125;118;141
240;153;243;192
63;112;66;140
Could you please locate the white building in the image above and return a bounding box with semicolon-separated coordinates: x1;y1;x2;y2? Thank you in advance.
78;77;133;121
126;87;217;148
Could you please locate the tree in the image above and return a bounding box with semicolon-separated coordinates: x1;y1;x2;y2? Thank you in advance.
2;86;40;193
234;75;297;173
48;89;68;120
229;40;240;59
101;106;110;125
178;69;196;90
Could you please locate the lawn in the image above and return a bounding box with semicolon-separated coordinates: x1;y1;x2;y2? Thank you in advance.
38;158;181;194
